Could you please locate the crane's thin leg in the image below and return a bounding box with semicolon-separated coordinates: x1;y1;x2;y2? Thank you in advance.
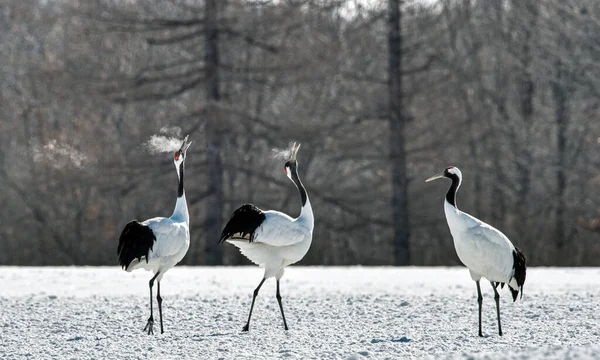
144;271;160;335
492;282;503;336
157;281;164;334
276;280;289;331
476;280;483;337
242;278;266;332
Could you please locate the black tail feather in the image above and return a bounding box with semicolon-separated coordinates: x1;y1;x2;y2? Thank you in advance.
219;204;266;243
509;287;519;302
117;221;156;270
511;247;527;302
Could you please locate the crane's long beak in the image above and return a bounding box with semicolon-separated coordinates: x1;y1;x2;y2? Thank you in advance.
180;135;192;153
426;172;445;182
290;142;301;161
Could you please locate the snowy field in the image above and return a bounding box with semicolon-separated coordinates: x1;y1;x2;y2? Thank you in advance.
1;267;599;359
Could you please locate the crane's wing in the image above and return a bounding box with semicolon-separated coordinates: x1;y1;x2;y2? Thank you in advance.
220;204;266;243
117;220;156;270
250;211;311;247
462;214;515;281
143;217;189;259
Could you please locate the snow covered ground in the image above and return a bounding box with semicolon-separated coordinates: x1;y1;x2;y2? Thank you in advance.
1;267;599;359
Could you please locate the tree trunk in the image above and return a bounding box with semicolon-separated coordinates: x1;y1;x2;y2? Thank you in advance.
552;59;568;254
450;1;484;218
491;2;507;227
204;0;223;265
515;1;537;214
514;0;537;254
388;0;410;265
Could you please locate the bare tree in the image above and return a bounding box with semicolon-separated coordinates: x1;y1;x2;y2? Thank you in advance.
1;0;598;266
388;0;410;265
203;0;224;265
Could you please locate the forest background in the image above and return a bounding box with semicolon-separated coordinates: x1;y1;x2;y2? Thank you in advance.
1;0;599;266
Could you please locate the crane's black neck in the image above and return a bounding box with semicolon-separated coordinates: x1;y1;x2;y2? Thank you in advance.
290;168;307;207
445;173;460;208
178;162;184;197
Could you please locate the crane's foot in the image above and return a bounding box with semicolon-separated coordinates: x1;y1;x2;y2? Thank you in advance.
284;325;289;331
144;317;154;335
478;331;483;337
242;324;249;332
498;330;503;336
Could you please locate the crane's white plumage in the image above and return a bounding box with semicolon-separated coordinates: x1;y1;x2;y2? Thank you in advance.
229;209;313;278
427;166;526;337
220;142;313;331
117;135;192;335
126;210;190;279
444;200;518;289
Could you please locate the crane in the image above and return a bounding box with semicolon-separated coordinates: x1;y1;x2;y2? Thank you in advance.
426;166;526;337
219;143;314;331
117;135;192;335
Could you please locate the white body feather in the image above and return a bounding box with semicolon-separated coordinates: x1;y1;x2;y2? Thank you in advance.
127;196;190;281
228;200;314;279
444;200;518;290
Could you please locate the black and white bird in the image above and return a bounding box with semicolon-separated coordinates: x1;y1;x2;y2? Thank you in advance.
219;143;314;332
426;166;526;337
117;135;192;335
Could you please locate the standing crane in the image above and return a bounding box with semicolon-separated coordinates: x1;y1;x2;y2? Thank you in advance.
426;166;526;337
117;135;192;335
219;143;314;331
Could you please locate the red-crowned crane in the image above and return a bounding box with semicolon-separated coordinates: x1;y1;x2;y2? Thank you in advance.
219;143;314;331
426;166;526;337
117;135;192;335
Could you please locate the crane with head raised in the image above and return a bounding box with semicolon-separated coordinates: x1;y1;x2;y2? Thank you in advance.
117;135;192;335
219;143;314;332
